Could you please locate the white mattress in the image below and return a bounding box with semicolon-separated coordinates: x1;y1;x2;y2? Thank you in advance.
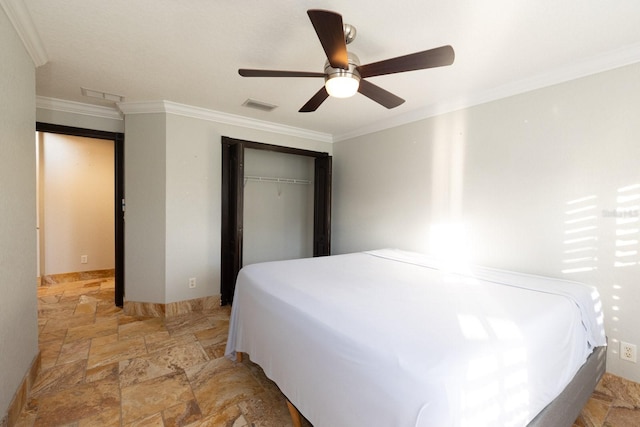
225;249;606;427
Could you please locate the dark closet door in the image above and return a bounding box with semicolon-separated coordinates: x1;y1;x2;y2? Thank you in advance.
220;137;331;305
314;156;332;256
220;140;244;306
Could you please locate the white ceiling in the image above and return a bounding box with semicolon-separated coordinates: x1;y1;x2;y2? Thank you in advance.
18;0;640;139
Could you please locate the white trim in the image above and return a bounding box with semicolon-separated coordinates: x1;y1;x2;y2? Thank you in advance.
333;42;640;142
118;100;333;143
34;40;640;143
117;100;166;115
0;0;48;67
36;96;123;121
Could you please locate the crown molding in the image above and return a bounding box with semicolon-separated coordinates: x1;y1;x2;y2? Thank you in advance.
36;96;123;121
118;100;333;143
35;40;640;144
333;42;640;142
0;0;48;67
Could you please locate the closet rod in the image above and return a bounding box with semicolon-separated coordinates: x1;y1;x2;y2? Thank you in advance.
244;175;312;185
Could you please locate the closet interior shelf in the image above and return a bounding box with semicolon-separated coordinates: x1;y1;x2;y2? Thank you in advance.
244;175;312;185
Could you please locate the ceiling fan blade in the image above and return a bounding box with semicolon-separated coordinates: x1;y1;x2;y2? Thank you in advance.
357;45;455;78
239;69;325;78
299;87;329;112
307;9;349;69
358;79;405;109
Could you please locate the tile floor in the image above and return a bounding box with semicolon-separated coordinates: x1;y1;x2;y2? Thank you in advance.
12;276;640;426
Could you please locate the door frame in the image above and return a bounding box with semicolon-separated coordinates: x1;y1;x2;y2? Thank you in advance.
36;122;125;307
220;136;331;305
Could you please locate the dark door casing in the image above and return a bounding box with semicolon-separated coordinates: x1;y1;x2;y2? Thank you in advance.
36;122;125;307
220;137;332;305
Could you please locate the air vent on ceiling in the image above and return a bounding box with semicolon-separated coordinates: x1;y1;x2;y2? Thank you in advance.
81;87;124;103
242;98;278;112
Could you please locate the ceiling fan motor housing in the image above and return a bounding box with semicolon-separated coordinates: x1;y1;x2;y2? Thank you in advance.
324;52;361;85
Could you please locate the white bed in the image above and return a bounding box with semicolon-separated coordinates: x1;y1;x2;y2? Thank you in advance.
225;249;607;427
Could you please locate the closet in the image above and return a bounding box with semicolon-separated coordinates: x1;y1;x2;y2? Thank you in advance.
220;137;331;305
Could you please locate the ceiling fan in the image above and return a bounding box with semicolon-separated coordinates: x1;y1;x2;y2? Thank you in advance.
238;9;455;112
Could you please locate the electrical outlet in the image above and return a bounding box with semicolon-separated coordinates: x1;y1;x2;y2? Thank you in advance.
80;255;88;264
188;277;196;289
620;341;637;363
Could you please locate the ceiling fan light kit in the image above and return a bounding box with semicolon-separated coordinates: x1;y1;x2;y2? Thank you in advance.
238;9;455;112
324;52;361;98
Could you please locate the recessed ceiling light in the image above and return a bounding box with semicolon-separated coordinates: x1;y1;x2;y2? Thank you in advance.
81;87;125;103
242;98;277;112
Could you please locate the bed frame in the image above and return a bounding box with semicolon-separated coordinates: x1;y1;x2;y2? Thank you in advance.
239;345;606;427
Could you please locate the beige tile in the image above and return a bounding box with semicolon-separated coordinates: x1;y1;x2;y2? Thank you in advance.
39;339;64;370
86;361;119;383
38;327;67;344
57;338;91;364
37;317;47;334
31;360;86;397
185;357;264;416
194;320;229;348
121;372;195;424
203;341;228;360
600;373;640;409
74;301;97;315
118;317;166;340
119;341;209;387
77;406;121;427
96;303;123;318
604;406;640;426
59;283;101;299
91;332;119;347
579;396;611;427
88;336;147;368
165;313;215;337
163;400;202;427
33;378;119;426
38;301;77;320
187;405;243;427
93;288;118;304
65;317;118;342
238;390;294;426
38;294;61;304
144;331;197;354
41;313;96;334
124;413;165;427
119;314;151;326
101;279;116;290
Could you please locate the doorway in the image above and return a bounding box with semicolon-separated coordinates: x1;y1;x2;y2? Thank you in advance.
36;122;125;307
220;136;332;305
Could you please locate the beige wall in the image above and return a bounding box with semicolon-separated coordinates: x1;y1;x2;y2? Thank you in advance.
36;107;124;133
0;6;39;418
333;62;640;383
124;113;167;303
125;110;333;305
38;132;115;275
243;149;315;266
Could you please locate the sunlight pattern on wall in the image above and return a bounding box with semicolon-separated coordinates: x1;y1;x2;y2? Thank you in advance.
612;183;640;268
562;195;599;274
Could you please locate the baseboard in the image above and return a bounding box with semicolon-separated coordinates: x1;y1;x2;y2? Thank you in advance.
1;352;41;427
123;294;222;318
40;269;115;285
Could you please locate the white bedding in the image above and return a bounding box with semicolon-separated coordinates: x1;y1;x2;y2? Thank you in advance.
225;249;606;427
